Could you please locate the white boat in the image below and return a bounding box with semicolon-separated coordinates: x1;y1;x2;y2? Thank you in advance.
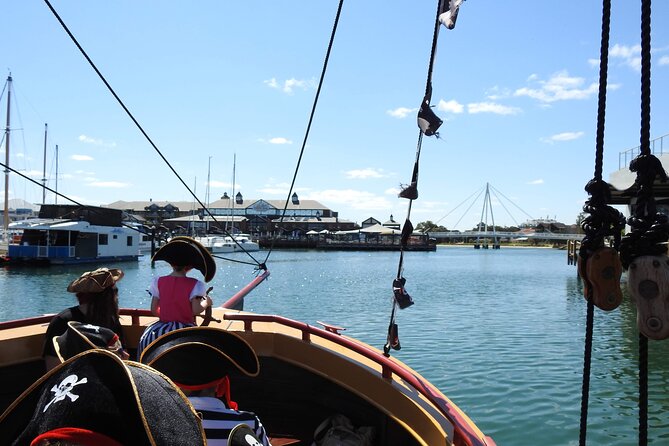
5;205;140;265
194;235;235;254
232;233;260;252
195;233;260;253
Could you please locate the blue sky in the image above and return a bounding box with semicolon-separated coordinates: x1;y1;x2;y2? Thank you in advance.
2;1;668;230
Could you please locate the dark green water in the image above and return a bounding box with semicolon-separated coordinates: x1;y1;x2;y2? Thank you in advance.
2;246;668;445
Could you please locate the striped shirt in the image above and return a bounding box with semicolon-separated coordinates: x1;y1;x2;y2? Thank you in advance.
188;396;272;446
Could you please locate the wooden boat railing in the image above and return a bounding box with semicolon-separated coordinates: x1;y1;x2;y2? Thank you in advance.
224;313;493;446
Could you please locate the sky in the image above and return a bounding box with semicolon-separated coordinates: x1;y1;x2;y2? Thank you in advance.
1;1;669;230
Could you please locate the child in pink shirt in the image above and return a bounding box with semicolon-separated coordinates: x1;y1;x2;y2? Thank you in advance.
137;237;215;357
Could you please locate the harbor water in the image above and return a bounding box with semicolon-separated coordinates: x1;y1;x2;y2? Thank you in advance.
2;246;669;445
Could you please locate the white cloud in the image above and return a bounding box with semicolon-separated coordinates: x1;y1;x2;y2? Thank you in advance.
263;77;314;94
257;182;308;196
78;134;116;147
540;131;585;143
610;44;642;71
385;187;400;195
484;86;512;100
20;169;43;178
437;99;464;114
269;137;292;145
514;71;598;103
263;78;279;89
468;102;521;115
88;181;130;188
387;107;416;118
528;179;544;185
345;168;388;179
306;189;392;210
208;180;233;189
71;154;94;161
659;55;669;66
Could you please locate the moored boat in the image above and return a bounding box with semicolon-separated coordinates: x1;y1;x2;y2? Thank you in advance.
6;205;140;265
195;234;260;254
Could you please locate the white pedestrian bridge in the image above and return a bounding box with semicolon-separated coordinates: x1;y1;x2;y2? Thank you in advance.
427;231;585;241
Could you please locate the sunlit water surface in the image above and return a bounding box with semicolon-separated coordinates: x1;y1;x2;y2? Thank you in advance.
2;246;668;445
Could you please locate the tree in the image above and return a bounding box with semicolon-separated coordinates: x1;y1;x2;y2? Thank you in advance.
416;221;447;232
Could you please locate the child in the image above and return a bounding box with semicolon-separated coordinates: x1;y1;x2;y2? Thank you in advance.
137;237;216;357
43;267;126;371
139;326;272;446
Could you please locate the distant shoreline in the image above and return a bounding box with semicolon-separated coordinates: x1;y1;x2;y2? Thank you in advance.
437;243;556;249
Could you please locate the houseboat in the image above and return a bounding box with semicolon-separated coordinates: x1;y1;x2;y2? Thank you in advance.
5;205;140;265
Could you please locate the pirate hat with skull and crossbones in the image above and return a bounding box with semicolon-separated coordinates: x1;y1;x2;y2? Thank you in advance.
0;349;206;445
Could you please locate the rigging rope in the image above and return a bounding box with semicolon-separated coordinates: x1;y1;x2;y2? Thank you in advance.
384;0;452;356
262;0;345;266
42;0;263;267
576;1;625;444
0;161;176;243
619;2;661;444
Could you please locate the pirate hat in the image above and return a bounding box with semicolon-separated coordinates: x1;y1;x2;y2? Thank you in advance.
152;237;216;282
67;267;124;293
139;326;259;388
54;321;125;362
0;349;206;445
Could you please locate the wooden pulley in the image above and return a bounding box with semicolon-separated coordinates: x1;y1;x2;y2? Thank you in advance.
627;255;669;340
578;246;623;311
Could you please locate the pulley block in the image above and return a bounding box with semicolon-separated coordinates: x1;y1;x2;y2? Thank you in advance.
627;255;669;340
578;247;623;311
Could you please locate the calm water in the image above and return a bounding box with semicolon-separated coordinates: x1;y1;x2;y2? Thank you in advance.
2;246;669;445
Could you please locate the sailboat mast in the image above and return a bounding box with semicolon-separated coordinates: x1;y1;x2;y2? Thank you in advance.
3;74;12;233
42;123;48;205
231;153;236;233
206;156;211;233
55;145;59;204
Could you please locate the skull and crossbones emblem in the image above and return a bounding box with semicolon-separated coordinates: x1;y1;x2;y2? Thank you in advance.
43;374;88;412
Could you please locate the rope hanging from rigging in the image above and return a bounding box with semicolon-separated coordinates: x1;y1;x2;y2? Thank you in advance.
579;1;665;445
576;1;626;444
384;0;464;356
618;1;666;444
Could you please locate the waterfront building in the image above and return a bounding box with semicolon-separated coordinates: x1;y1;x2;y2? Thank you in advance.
104;193;357;236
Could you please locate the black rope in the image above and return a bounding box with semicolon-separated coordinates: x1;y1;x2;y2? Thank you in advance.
577;2;621;445
0;160;152;239
619;0;667;270
640;0;651;158
639;333;648;446
262;0;344;266
42;0;262;266
384;0;445;355
636;4;651;445
579;298;594;446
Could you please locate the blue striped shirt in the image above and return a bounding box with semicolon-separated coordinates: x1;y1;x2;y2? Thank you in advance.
188;396;272;446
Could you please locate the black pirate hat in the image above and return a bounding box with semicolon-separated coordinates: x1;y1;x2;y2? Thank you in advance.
53;321;125;362
152;236;216;282
0;349;206;445
139;326;259;388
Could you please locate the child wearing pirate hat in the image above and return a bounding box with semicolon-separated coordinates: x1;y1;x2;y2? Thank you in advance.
43;268;126;371
137;237;216;358
140;326;272;446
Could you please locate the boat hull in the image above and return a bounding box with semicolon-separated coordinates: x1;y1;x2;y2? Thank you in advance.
0;308;494;446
